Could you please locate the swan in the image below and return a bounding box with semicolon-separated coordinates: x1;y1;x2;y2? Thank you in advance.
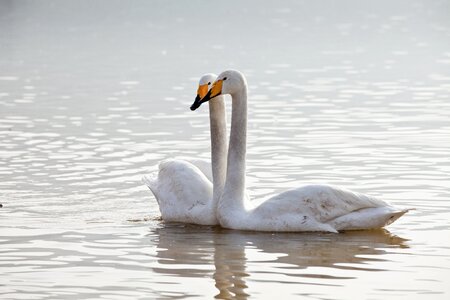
142;74;227;225
190;70;410;232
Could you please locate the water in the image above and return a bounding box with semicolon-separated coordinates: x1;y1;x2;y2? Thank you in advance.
1;0;449;299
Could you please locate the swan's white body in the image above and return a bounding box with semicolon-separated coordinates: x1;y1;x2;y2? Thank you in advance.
142;74;227;225
194;70;409;232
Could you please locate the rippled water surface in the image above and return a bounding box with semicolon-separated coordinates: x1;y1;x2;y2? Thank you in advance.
1;0;450;299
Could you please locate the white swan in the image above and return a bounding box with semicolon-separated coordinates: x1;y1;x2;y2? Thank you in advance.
190;70;410;232
143;74;227;225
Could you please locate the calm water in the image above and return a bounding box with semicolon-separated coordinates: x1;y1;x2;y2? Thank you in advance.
1;0;450;299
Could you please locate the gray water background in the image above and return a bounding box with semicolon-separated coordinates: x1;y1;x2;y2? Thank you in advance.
1;0;450;299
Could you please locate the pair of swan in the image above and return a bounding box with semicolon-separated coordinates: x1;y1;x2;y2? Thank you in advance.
143;70;409;232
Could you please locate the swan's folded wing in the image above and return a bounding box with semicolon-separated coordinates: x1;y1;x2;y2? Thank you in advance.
143;159;214;224
255;184;405;231
257;185;383;219
292;184;389;223
176;157;213;182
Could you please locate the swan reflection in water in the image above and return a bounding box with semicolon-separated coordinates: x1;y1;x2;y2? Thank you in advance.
149;224;408;299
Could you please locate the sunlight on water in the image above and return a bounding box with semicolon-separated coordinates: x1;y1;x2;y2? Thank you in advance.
1;0;450;299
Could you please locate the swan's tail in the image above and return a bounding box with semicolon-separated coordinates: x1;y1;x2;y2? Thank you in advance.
331;206;412;231
385;207;413;226
142;172;160;203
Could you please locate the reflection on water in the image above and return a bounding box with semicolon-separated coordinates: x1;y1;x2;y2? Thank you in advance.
0;224;409;299
1;0;450;299
153;225;408;299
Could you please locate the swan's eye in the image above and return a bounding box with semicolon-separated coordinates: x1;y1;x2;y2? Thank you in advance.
208;82;211;85
223;77;227;81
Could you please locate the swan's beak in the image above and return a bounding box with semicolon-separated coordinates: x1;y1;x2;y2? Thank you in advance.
197;84;208;99
190;79;223;111
190;84;209;111
190;95;203;111
208;79;223;99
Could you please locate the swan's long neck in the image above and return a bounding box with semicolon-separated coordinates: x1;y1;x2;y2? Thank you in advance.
221;87;247;211
209;95;227;208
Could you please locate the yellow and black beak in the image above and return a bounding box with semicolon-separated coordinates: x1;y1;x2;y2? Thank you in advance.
190;83;209;111
190;80;223;111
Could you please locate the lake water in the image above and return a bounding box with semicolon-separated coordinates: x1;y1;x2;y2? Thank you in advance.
1;0;450;299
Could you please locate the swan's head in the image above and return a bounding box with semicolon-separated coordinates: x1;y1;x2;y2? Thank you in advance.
190;73;217;111
190;70;246;111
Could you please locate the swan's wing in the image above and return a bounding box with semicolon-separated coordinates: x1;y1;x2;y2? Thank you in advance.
142;159;215;225
176;157;213;182
254;184;407;231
